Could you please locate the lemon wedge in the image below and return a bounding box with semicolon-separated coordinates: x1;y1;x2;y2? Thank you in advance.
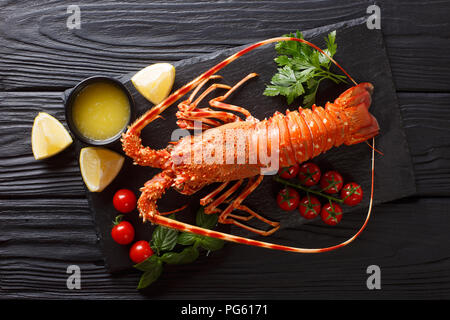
31;112;73;160
79;147;124;192
131;63;175;104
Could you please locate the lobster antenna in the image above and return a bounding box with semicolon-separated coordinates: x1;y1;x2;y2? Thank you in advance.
149;137;375;253
128;36;357;134
129;36;376;253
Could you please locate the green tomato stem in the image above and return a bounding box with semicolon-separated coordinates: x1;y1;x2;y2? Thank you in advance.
274;175;344;204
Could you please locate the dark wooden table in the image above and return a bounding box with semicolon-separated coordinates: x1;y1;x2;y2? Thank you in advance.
1;0;449;300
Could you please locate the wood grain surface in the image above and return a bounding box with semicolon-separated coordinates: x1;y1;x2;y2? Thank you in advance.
1;0;449;299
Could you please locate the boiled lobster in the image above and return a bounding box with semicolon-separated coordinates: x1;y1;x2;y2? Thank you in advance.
121;37;380;253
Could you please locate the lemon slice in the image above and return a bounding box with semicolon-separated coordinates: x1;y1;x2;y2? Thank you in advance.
79;147;124;192
131;63;175;104
31;112;73;160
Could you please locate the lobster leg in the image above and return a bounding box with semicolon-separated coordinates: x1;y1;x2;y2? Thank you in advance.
200;181;230;206
218;175;280;236
178;75;224;113
176;73;257;129
190;83;232;109
208;73;258;118
177;77;232;129
202;187;261;222
204;180;245;214
226;218;280;236
200;181;269;223
226;202;280;227
229;204;269;222
201;177;279;235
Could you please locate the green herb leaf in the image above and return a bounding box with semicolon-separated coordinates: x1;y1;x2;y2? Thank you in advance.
137;259;163;289
263;85;281;97
323;30;337;64
160;246;199;265
151;214;179;254
263;30;345;108
198;236;225;251
178;207;225;250
195;207;218;229
133;254;161;272
177;232;198;246
303;79;320;108
274;55;291;67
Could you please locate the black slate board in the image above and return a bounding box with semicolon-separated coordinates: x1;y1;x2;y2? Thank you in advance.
64;17;416;273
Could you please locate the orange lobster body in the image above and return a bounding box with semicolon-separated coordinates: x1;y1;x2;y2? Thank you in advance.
121;37;380;253
170;82;378;184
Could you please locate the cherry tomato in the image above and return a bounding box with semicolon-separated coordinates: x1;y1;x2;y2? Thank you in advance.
276;187;300;211
341;182;363;206
111;220;135;245
113;189;137;213
129;240;154;264
298;162;321;186
320;171;344;194
320;202;343;226
278;163;300;179
299;195;322;219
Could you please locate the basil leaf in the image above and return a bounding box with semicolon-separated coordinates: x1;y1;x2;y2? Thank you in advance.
152;214;178;253
160;246;199;265
195;207;218;229
137;260;163;289
198;236;225;252
133;254;161;272
177;232;198;246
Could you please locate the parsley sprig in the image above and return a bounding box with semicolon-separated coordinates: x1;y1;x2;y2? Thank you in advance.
134;207;224;289
263;30;346;107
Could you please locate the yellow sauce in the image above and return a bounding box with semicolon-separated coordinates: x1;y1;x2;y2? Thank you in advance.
72;81;130;141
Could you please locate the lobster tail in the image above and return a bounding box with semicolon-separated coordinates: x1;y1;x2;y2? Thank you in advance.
260;83;378;169
328;82;379;145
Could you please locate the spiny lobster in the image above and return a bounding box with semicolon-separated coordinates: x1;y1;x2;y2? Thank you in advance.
121;37;380;253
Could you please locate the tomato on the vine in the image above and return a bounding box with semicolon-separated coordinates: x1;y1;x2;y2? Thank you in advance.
113;189;137;213
320;171;344;194
276;187;300;211
299;195;322;219
320;202;343;226
111;216;135;245
298;162;321;186
129;240;154;264
341;182;363;206
278;163;299;179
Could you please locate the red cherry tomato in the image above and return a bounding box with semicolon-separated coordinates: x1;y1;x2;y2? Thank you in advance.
111;220;135;245
298;195;322;219
341;182;363;206
320;171;344;194
113;189;137;213
278;163;300;179
320;202;343;226
129;240;154;264
298;162;321;186
276;187;300;211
